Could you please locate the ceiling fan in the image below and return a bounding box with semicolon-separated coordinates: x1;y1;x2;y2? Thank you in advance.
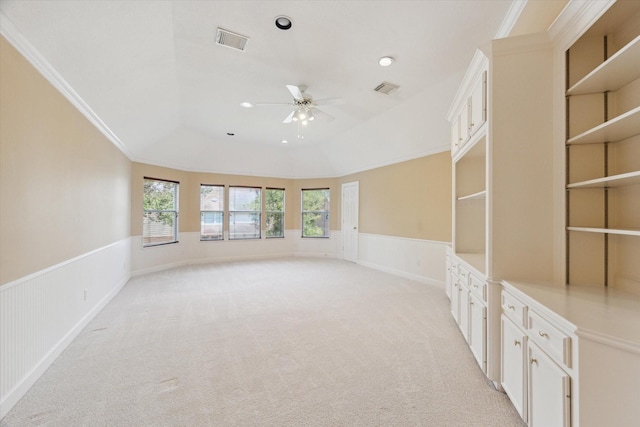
248;85;343;139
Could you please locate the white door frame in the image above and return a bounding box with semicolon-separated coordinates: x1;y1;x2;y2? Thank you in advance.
341;181;359;262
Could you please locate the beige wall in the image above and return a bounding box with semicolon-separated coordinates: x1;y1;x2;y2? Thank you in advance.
341;152;452;242
0;36;131;285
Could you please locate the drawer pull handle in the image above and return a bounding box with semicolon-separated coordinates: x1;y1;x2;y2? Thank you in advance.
514;340;521;347
507;305;515;310
473;284;478;289
538;331;548;338
530;358;538;366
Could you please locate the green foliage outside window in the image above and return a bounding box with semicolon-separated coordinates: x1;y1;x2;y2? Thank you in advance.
143;179;178;246
266;189;284;238
302;189;330;237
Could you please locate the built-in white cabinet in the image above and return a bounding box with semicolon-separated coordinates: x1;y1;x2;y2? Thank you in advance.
501;286;572;427
450;53;487;158
449;253;487;374
446;1;640;426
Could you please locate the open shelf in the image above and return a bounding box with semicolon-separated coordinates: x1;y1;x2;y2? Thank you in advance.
457;190;486;202
567;227;640;237
567;35;640;95
567;106;640;145
567;171;640;189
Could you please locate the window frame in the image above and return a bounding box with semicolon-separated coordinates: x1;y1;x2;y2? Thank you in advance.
301;188;330;238
228;186;262;240
265;187;285;239
142;177;179;247
200;184;225;241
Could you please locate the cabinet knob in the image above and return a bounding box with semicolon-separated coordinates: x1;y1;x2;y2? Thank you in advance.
538;331;548;338
507;305;515;311
514;340;521;347
530;358;538;365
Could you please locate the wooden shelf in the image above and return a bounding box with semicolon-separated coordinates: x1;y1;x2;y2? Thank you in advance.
567;106;640;145
567;171;640;189
567;35;640;95
457;190;486;202
567;227;640;237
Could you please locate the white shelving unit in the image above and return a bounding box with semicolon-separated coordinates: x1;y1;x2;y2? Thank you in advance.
566;0;640;291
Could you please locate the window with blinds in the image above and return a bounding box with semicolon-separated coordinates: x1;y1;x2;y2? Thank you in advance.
229;186;261;240
265;188;285;238
302;188;330;238
200;184;224;241
143;178;179;247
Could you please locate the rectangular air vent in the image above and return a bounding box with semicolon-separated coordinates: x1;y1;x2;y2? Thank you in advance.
374;81;399;95
216;28;249;52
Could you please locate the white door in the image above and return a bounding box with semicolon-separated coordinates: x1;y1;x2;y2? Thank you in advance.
342;181;359;262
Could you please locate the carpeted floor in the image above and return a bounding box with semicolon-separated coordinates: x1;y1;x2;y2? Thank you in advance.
2;257;524;426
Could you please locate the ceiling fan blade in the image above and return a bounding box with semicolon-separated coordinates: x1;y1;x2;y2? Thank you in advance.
313;97;345;106
252;102;294;106
286;85;305;101
312;108;335;121
283;110;296;123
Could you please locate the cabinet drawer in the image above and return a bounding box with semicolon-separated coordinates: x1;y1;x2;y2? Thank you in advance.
469;273;486;302
502;291;527;328
528;310;572;369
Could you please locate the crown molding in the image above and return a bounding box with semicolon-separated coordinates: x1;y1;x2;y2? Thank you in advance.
0;11;133;160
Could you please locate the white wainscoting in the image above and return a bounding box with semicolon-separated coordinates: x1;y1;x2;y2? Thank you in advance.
0;238;131;419
357;233;448;287
131;230;343;276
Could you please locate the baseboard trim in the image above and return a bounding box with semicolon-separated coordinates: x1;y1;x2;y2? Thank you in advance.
357;259;445;288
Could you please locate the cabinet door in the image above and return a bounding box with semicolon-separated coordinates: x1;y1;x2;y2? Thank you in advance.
501;315;527;421
469;70;486;136
451;117;461;153
451;280;460;323
459;102;469;146
469;293;486;372
528;342;571;427
459;285;470;342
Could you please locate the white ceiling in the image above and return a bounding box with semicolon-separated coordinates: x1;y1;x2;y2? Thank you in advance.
1;0;519;178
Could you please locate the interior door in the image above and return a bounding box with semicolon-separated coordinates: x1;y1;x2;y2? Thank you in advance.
342;181;359;262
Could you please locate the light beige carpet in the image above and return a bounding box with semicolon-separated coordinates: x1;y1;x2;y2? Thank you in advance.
2;257;524;426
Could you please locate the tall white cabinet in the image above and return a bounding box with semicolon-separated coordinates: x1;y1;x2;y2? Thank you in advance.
447;1;640;426
448;33;556;384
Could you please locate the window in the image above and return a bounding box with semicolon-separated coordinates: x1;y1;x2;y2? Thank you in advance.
265;188;285;238
143;178;179;247
200;184;224;241
229;186;261;240
302;188;330;238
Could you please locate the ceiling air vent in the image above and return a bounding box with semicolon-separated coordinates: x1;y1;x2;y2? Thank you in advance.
374;81;399;95
216;28;249;52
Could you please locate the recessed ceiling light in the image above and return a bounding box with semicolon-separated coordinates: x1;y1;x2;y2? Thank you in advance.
240;102;253;108
275;15;292;30
378;56;394;67
281;139;288;144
